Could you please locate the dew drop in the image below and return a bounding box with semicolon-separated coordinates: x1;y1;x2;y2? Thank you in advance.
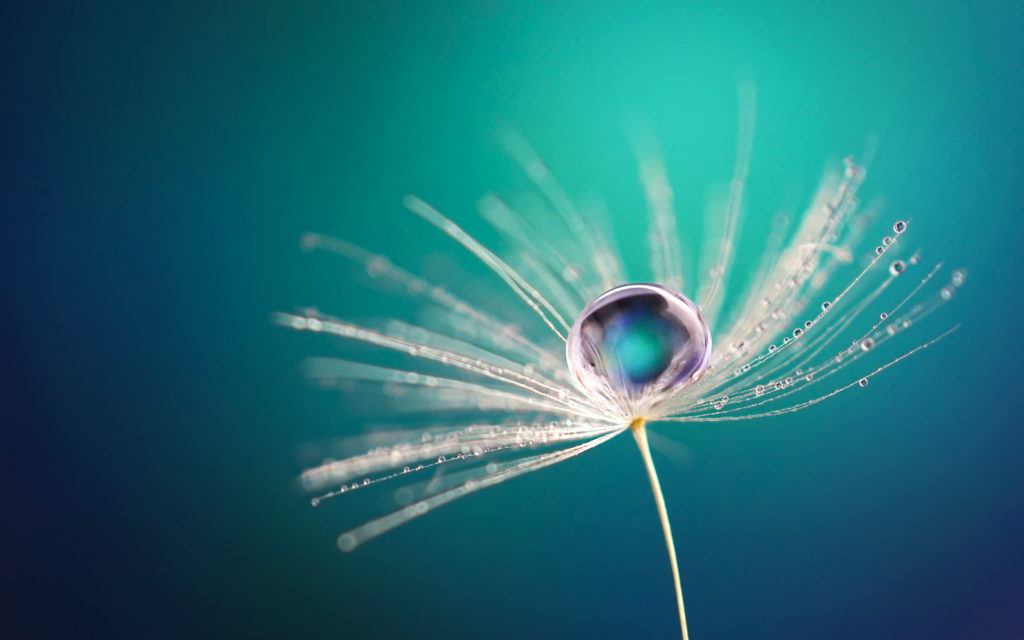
940;287;954;301
860;338;875;352
858;378;869;387
893;220;907;234
337;534;357;552
889;260;906;276
951;269;967;287
566;283;712;398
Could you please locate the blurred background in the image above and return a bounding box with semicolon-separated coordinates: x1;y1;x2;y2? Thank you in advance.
4;1;1023;638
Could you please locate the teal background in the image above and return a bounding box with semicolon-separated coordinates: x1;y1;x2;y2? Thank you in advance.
5;2;1023;638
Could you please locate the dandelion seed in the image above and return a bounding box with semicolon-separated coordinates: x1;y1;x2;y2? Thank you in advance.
278;111;963;638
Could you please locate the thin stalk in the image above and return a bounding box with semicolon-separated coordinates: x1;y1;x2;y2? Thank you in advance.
631;419;689;639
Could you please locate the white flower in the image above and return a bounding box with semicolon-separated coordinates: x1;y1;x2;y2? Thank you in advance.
277;110;962;638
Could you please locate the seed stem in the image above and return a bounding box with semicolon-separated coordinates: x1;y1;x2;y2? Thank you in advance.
631;419;689;639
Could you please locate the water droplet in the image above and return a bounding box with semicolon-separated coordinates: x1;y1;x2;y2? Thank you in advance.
793;328;803;338
893;220;907;234
940;287;954;301
860;338;875;352
436;455;446;464
875;246;885;255
858;378;869;387
879;312;888;320
889;260;906;276
337;534;357;552
951;269;967;287
822;301;832;311
566;284;712;398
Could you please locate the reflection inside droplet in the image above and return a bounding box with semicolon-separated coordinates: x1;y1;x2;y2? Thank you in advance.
566;283;712;398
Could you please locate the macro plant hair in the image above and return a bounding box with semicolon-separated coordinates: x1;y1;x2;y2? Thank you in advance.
277;90;964;638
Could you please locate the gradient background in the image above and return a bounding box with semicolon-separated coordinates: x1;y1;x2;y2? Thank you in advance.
4;2;1023;638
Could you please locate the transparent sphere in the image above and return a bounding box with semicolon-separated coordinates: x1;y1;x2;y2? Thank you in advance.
566;283;712;398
